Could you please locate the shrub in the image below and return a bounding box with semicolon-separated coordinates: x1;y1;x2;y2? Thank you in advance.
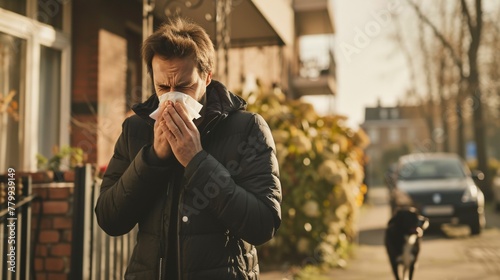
241;88;369;268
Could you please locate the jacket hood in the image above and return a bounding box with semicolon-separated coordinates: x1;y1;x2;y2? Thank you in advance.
132;80;247;125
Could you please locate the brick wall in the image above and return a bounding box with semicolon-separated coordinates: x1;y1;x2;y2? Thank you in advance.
31;183;74;280
71;0;142;166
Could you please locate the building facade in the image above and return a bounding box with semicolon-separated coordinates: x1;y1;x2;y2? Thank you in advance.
361;102;430;185
1;0;336;170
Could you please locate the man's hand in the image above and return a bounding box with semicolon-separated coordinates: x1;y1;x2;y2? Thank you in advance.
153;102;173;159
163;101;203;167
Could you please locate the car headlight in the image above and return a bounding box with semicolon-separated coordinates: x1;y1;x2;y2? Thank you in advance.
462;185;478;202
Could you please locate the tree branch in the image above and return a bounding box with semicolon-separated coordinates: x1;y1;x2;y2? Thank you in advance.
460;0;474;32
392;13;418;100
475;0;483;38
407;0;464;76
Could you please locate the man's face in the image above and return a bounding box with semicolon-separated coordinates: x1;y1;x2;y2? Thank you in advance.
152;55;211;102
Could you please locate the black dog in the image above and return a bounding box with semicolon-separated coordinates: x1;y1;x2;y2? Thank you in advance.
385;207;429;280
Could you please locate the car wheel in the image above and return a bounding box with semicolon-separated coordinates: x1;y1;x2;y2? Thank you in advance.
469;211;485;235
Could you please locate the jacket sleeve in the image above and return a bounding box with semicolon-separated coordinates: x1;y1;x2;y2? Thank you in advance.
95;117;175;236
183;113;282;245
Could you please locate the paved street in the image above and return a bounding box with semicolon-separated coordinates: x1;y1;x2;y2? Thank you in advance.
261;186;500;280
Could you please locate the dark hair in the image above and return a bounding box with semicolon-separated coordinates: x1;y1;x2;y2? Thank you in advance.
141;17;215;79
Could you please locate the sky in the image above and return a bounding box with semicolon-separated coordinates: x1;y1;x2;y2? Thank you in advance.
326;0;500;129
313;0;413;128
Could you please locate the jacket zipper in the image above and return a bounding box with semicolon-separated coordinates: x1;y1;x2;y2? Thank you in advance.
158;258;163;280
175;112;229;279
177;188;184;280
158;181;171;280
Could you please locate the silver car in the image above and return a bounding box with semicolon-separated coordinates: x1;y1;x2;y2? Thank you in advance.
389;153;486;235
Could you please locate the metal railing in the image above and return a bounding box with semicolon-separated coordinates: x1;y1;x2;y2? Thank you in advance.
0;175;41;280
71;164;137;280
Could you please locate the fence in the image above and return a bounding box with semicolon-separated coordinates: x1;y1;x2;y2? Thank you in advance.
71;164;137;280
0;174;41;280
0;165;137;279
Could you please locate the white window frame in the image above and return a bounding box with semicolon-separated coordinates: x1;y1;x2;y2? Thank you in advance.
0;1;71;171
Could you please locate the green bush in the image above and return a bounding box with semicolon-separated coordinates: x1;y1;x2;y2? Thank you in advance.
241;88;369;268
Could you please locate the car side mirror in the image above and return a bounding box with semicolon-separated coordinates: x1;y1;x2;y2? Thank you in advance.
471;170;485;181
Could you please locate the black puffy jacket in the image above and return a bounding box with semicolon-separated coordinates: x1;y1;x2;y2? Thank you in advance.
95;81;282;280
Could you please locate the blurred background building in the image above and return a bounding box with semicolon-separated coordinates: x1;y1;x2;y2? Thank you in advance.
0;0;336;171
361;101;430;186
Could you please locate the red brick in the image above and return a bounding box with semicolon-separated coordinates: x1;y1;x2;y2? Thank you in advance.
33;188;48;199
48;188;71;199
62;230;72;242
63;171;75;182
41;219;53;229
32;218;52;230
36;273;47;280
51;244;71;257
47;273;68;280
53;217;73;229
35;245;48;256
43;201;69;214
39;230;60;243
35;257;44;271
32;203;41;214
45;258;65;272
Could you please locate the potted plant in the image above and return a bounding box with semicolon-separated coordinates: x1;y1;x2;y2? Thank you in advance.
36;145;84;182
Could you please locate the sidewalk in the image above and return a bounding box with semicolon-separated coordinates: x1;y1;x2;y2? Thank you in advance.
260;186;391;280
261;186;500;280
329;186;393;279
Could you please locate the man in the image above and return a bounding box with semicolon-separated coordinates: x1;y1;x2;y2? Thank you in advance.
95;18;282;280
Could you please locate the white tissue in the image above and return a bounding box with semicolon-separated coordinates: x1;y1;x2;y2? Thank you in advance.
149;91;203;121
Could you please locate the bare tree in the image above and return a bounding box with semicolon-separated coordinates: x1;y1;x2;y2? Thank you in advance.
392;14;418;103
461;0;490;195
435;5;449;152
391;12;436;152
407;0;491;197
407;1;467;156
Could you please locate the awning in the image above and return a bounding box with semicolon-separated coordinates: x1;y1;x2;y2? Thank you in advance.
152;0;293;47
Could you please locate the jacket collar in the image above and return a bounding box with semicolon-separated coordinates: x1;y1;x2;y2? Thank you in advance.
132;80;247;126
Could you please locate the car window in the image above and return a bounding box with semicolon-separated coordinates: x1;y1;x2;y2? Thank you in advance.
398;158;466;180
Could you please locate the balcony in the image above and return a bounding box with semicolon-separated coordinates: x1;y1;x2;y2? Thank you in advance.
292;36;337;98
294;0;335;36
293;73;336;97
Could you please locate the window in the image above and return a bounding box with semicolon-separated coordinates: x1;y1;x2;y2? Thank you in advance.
37;0;63;29
0;0;27;16
0;1;71;170
368;128;379;144
399;158;465;180
391;108;399;119
380;109;388;119
0;33;26;170
389;127;400;143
